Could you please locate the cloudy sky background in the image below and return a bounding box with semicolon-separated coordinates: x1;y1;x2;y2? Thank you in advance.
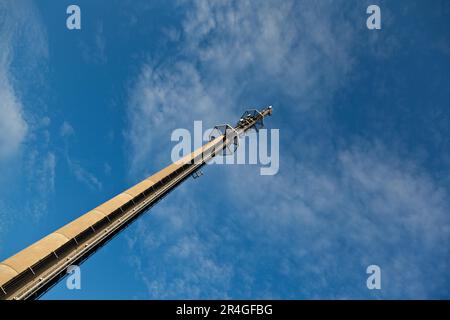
0;0;449;299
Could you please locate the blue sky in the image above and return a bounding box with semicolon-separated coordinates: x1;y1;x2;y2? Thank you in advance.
0;0;449;299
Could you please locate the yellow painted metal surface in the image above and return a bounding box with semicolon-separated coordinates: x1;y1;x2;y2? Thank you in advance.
95;193;132;217
0;193;134;288
0;264;18;286
124;179;155;197
0;233;69;276
146;163;182;183
55;210;106;239
174;137;222;166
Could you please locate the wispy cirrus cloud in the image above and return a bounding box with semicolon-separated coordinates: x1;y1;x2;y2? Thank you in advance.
59;121;103;192
126;0;358;175
80;22;108;65
125;140;449;299
0;77;28;160
60;121;75;138
24;150;56;221
68;159;103;191
126;195;234;299
124;0;359;298
226;143;449;298
0;0;48;158
124;0;449;299
0;1;29;161
0;1;55;226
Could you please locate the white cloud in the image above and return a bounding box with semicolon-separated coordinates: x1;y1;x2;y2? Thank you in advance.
225;143;449;298
124;0;449;298
0;2;27;161
0;1;54;224
60;121;75;138
0;2;362;296
126;194;233;298
0;0;49;161
127;62;227;176
103;162;112;175
24;151;57;221
126;0;358;176
60;120;103;192
67;158;103;191
80;22;107;64
180;0;356;104
124;0;361;298
0;77;28;160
